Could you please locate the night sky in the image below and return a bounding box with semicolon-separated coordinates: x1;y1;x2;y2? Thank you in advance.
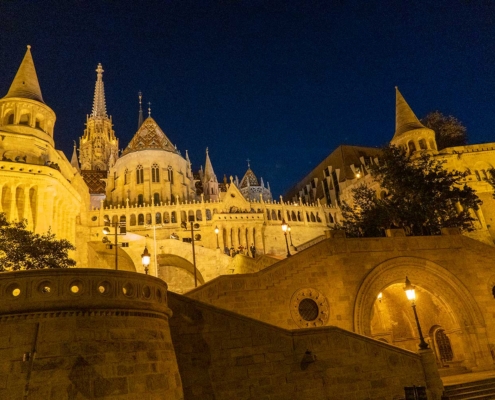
1;1;495;197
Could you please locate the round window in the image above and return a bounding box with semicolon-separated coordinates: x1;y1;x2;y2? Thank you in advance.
298;298;319;321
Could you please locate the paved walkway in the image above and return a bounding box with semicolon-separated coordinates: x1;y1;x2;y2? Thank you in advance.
442;370;495;387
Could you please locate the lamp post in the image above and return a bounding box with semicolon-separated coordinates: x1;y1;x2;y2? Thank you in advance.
281;219;291;258
404;276;429;350
142;246;151;275
181;217;199;288
214;226;220;249
287;225;294;247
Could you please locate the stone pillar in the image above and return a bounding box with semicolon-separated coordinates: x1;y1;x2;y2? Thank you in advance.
419;348;444;400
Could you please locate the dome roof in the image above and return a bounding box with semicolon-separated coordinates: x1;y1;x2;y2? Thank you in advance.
240;168;259;188
122;117;177;155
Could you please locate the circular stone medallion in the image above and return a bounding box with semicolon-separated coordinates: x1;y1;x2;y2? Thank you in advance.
290;288;330;328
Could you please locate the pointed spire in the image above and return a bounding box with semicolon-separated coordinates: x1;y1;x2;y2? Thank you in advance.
394;87;426;138
92;63;107;118
70;141;80;171
138;91;143;129
3;45;44;102
148;102;151;117
204;147;217;183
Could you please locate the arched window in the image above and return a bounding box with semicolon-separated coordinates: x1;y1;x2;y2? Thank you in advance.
153;193;160;205
130;214;136;226
408;140;416;153
137;194;144;206
138;214;144;225
329;213;334;223
124;168;129;185
196;210;202;221
120;215;126;227
136;165;144;184
5;112;14;125
19;113;30;125
435;329;454;365
112;215;118;225
271;210;277;220
156;212;162;224
206;209;212;220
419;139;427;150
171;211;177;223
266;210;271;220
152;164;160;183
287;210;291;221
146;213;152;225
429;140;436;150
168;167;174;184
163;212;170;223
35;118;42;130
188;210;195;221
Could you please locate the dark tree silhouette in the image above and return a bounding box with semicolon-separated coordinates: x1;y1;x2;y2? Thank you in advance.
0;213;76;271
338;145;481;237
421;111;467;150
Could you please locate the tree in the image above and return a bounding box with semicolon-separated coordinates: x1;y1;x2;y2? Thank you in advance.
338;145;482;237
421;111;467;150
0;213;76;271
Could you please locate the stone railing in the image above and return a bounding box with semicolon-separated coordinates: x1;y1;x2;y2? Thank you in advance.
0;268;170;318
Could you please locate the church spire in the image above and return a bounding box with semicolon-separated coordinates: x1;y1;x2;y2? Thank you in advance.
70;141;80;171
3;45;44;103
138;91;143;129
393;87;426;139
91;63;107;118
204;147;217;183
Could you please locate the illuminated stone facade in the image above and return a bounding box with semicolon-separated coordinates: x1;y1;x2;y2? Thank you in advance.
286;88;495;244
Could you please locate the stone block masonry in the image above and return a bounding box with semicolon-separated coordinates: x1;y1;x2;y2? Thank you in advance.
0;269;183;400
168;292;426;400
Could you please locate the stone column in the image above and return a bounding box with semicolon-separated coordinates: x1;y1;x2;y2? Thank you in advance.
419;348;444;400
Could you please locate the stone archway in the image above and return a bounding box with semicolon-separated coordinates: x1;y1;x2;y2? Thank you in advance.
157;254;205;294
353;256;491;369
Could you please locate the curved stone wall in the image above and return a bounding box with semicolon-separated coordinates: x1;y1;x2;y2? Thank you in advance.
0;268;183;399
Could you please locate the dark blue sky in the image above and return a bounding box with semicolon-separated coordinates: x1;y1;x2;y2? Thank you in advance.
1;1;495;197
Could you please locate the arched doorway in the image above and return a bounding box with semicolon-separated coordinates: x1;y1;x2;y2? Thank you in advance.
354;257;492;370
432;326;454;366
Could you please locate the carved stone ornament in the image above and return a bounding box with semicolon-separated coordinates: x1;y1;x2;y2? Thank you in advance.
290;287;330;328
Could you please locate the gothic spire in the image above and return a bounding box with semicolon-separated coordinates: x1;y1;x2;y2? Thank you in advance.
70;141;80;172
138;91;143;129
204;147;217;183
393;87;426;139
91;63;107;118
3;45;44;103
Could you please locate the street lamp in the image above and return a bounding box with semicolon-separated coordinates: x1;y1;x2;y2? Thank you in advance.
141;246;151;275
214;226;220;249
281;219;291;258
404;276;429;350
287;225;294;247
181;217;200;287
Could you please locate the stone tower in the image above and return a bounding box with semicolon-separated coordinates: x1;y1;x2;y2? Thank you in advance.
203;148;219;201
390;87;437;155
79;64;119;196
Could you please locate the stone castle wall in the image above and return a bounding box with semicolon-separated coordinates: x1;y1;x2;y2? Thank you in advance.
168;292;427;400
0;269;183;400
187;233;495;370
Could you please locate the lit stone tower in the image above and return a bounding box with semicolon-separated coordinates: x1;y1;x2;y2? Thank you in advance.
79;64;119;198
0;46;88;249
390;87;437;155
203;148;219;201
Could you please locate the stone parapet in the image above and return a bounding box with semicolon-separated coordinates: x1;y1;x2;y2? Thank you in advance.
0;268;170;317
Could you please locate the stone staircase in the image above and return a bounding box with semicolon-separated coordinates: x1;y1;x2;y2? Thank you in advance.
443;378;495;399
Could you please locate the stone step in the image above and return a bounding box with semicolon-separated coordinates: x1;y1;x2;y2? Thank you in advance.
443;378;495;400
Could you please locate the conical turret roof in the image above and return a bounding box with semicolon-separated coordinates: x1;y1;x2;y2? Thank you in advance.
70;142;80;171
203;148;217;183
122;117;177;155
393;87;426;139
3;45;44;103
